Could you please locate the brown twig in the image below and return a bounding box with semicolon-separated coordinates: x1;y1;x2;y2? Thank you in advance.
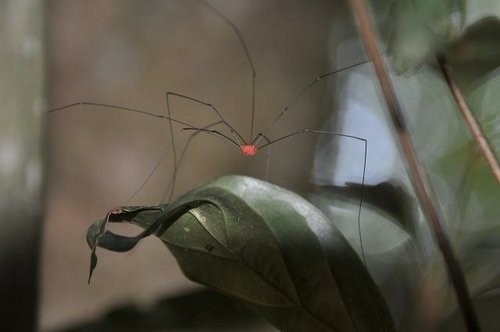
346;0;481;331
437;55;500;183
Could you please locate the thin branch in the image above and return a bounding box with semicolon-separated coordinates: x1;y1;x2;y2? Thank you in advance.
346;0;481;331
437;55;500;183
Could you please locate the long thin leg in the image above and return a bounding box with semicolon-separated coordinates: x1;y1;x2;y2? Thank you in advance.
182;127;241;149
49;101;167;119
164;89;250;203
284;59;371;112
259;128;367;148
160;121;226;203
48;101;204;129
166;92;245;145
165;92;177;204
49;101;222;204
49;101;241;201
72;99;234;204
195;0;256;142
254;59;371;146
125;149;169;203
123;124;199;204
250;132;272;146
260;128;368;264
50;100;223;201
50;100;240;201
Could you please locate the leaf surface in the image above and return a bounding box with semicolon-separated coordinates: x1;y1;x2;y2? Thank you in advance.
87;175;394;331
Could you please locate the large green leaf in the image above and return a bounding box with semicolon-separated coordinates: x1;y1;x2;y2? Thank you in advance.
87;175;394;332
387;0;466;72
387;0;500;77
443;17;500;85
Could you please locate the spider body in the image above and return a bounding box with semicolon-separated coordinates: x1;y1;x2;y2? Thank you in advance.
240;144;258;157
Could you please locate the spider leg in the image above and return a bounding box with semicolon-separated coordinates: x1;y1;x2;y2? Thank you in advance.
164;89;249;202
164;86;259;203
165;88;239;202
50;101;176;204
125;149;169;204
182;127;241;149
110;91;243;203
259;58;372;140
194;0;256;141
160;121;226;203
259;128;366;147
48;100;220;204
48;101;203;129
49;101;242;201
49;101;167;119
166;92;245;145
251;132;272;146
260;128;368;265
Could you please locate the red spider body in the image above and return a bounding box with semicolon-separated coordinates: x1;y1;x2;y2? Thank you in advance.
240;144;258;156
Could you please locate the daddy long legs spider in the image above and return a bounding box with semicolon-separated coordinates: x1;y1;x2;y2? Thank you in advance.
48;0;370;263
45;6;376;324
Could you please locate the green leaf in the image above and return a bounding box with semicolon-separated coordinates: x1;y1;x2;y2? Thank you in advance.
315;182;415;236
387;0;465;72
87;175;394;332
309;185;412;260
444;17;500;85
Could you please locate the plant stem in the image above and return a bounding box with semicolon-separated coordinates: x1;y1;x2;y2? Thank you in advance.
346;0;481;330
437;54;500;183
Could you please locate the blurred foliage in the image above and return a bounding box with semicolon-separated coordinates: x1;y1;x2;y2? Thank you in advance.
58;288;275;332
358;0;500;329
387;0;500;81
444;17;500;85
387;0;466;72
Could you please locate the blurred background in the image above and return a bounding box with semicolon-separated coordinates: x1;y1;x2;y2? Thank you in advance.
33;0;500;331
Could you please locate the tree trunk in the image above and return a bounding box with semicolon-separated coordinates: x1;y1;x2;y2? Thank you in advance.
0;0;45;330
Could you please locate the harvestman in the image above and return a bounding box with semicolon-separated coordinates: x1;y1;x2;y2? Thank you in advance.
49;0;370;264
